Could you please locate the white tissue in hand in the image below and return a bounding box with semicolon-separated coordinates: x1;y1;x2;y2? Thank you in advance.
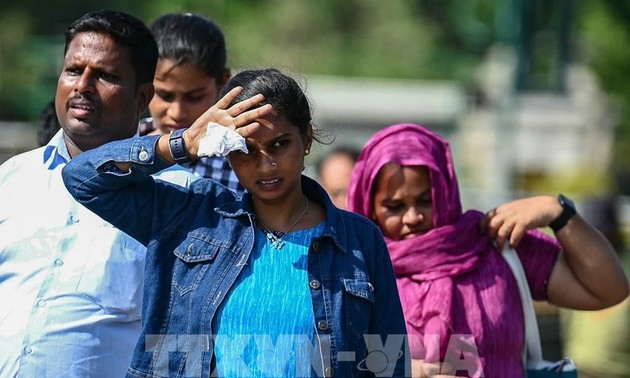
197;122;248;157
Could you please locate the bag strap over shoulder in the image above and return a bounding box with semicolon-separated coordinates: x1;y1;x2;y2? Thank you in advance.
502;247;544;364
502;246;578;376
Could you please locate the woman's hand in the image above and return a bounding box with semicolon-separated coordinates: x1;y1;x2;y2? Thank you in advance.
155;86;273;164
479;195;561;249
481;195;629;310
182;86;273;159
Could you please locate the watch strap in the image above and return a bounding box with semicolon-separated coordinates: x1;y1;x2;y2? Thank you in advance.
169;128;192;164
549;194;576;232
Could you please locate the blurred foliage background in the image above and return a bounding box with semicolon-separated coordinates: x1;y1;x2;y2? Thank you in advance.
0;0;629;192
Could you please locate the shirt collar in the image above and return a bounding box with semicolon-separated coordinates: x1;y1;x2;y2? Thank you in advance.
42;129;71;170
42;128;142;170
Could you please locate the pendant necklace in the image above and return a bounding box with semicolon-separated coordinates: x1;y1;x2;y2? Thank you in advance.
257;196;309;250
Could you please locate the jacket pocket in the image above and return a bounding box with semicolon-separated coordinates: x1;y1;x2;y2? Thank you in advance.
172;236;223;296
173;235;222;263
342;277;375;338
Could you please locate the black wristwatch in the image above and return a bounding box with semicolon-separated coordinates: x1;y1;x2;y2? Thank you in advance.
549;194;576;232
169;128;192;164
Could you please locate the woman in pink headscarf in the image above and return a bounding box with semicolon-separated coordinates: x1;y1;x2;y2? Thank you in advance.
347;123;629;377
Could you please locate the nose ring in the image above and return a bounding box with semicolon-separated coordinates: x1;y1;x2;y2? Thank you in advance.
271;162;278;166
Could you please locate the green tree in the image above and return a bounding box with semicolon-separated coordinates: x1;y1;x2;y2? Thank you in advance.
574;0;630;194
2;0;630;197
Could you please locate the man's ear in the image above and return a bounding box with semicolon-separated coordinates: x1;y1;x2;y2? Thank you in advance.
137;82;155;117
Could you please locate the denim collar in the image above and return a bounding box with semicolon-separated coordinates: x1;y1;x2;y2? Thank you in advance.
215;175;349;254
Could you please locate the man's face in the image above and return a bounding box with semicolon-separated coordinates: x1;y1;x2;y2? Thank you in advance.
319;153;355;210
55;31;152;156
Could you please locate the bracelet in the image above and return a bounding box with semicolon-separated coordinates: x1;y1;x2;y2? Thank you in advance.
169;128;192;164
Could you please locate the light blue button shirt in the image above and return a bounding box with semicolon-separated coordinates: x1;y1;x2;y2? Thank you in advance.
0;130;196;377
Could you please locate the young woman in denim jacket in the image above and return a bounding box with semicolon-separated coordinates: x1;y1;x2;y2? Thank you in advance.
62;68;409;377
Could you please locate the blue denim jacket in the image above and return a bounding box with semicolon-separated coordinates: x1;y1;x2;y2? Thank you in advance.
62;135;410;377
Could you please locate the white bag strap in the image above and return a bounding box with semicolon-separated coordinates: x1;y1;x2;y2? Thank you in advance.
502;247;544;363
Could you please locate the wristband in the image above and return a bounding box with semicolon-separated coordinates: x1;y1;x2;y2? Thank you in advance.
169;128;192;164
549;194;576;232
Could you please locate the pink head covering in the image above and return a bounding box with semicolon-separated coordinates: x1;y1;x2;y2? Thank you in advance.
348;123;462;228
348;123;494;364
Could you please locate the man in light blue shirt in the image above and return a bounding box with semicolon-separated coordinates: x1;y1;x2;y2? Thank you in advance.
0;10;194;377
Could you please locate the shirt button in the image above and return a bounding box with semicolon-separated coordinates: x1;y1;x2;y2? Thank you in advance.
309;279;321;290
24;346;32;354
317;320;328;331
312;241;319;251
37;299;46;307
324;367;334;377
53;259;64;267
138;150;150;161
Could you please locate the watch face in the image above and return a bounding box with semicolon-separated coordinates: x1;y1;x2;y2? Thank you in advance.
550;193;577;232
559;194;576;211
